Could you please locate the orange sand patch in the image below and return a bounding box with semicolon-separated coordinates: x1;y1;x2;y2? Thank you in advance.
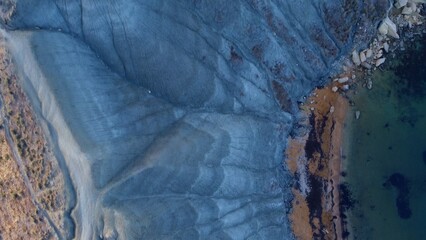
287;83;349;240
285;137;307;174
289;189;313;240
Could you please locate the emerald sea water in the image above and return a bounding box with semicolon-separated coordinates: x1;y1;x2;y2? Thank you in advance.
344;34;426;240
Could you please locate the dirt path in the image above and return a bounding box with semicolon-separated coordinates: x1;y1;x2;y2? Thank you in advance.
0;96;64;239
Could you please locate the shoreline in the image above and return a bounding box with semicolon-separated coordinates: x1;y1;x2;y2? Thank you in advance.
287;84;349;240
287;2;426;238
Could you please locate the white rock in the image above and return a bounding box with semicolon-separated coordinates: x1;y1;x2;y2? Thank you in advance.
361;62;372;69
395;0;408;8
378;20;389;35
331;86;339;92
402;5;414;14
330;106;335;113
385;18;400;39
366;49;373;58
360;51;367;62
367;79;373;89
352;50;361;66
338;77;349;83
342;85;350;91
375;50;383;59
310;107;315;111
355;111;361;119
383;42;390;52
378;17;400;39
375;57;386;67
408;2;417;13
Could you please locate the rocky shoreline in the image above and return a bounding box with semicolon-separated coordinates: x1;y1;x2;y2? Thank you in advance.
287;1;425;239
0;0;424;239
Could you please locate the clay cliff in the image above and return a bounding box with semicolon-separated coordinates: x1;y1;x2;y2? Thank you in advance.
0;0;388;239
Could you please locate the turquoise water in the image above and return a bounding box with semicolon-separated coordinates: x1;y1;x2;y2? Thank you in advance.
344;35;426;240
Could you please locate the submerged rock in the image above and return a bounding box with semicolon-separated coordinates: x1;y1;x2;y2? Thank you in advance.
355;111;361;119
385;173;412;219
423;151;426;165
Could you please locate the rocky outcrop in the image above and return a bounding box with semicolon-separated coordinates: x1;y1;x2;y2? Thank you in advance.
0;1;390;239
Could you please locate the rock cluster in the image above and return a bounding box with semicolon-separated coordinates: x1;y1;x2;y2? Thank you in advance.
340;0;424;93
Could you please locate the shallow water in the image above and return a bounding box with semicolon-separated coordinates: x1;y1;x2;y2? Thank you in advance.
344;34;426;240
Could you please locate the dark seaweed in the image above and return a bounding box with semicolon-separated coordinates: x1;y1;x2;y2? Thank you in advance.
339;183;356;239
305;114;323;159
393;35;426;100
385;173;412;219
306;175;323;217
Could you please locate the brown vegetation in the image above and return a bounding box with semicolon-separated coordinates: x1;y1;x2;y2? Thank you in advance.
0;130;55;239
0;36;65;238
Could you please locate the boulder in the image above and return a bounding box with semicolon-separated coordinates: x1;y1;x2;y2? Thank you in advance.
338;77;349;83
352;50;361;66
360;51;367;62
376;57;386;67
366;49;373;58
379;17;400;39
362;62;372;69
367;79;373;89
394;0;408;8
402;6;414;14
383;42;390;53
375;50;384;59
402;3;417;15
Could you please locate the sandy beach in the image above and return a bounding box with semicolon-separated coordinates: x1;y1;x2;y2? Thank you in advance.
287;83;349;240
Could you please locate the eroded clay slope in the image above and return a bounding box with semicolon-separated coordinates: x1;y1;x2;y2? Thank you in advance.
0;0;388;239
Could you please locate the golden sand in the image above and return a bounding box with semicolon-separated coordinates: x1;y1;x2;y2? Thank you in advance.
287;82;349;240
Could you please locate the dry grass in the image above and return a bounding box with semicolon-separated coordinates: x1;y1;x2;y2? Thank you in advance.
0;0;16;22
0;131;54;239
0;36;66;238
